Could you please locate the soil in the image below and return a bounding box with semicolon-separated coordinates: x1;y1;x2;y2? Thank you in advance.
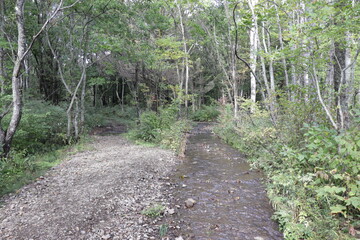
0;134;178;240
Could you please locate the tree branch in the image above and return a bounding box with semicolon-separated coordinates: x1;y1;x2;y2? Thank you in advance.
20;0;81;63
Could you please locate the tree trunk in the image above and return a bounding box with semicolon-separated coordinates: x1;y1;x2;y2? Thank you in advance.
176;0;189;113
336;32;352;130
248;0;259;110
1;0;26;158
275;7;289;97
0;0;5;95
224;0;238;117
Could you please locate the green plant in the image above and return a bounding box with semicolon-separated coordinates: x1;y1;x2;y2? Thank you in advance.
128;104;190;153
215;103;360;239
141;204;165;218
1;100;68;154
191;105;220;122
159;224;168;237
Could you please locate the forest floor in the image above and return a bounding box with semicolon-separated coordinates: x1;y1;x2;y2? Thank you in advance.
0;131;179;240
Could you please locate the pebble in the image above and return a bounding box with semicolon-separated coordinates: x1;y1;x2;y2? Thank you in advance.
102;234;111;239
185;198;196;208
166;208;175;215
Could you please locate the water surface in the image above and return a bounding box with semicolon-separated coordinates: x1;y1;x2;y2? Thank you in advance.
168;123;283;240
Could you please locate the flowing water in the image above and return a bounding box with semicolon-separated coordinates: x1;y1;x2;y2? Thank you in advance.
168;123;283;240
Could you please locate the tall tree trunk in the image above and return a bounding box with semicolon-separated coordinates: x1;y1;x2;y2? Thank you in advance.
275;7;289;98
336;32;352;130
0;0;5;95
1;0;26;158
248;0;259;110
300;2;310;102
224;0;238;117
208;22;234;106
176;0;190;112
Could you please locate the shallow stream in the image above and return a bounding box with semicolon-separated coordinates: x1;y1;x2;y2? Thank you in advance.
168;123;283;240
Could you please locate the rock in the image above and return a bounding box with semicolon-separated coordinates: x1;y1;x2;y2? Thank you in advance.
166;208;175;215
254;237;264;240
185;198;196;208
102;234;111;240
175;237;184;240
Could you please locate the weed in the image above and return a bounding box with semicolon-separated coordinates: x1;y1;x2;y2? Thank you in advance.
159;224;168;237
141;204;165;218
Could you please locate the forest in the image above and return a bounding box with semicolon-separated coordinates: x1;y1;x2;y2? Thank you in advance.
0;0;359;239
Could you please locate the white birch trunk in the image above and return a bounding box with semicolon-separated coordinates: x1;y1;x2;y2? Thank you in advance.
248;0;259;110
176;0;189;111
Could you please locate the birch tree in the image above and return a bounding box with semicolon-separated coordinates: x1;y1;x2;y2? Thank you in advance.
0;0;80;158
248;0;259;111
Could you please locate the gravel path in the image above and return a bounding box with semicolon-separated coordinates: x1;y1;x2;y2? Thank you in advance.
0;135;178;240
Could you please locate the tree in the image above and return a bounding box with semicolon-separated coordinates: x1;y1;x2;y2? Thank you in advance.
0;0;80;158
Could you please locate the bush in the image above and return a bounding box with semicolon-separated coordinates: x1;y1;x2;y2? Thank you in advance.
131;111;162;142
191;105;220;122
128;104;190;153
215;101;360;239
6;100;68;154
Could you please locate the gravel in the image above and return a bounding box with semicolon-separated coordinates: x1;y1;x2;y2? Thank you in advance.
0;135;178;240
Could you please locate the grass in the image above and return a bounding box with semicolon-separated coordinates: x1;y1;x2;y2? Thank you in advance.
141;204;165;218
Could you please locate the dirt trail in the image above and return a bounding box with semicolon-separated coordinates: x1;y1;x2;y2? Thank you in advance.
0;135;177;240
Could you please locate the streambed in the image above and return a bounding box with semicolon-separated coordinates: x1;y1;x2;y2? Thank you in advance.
166;123;283;240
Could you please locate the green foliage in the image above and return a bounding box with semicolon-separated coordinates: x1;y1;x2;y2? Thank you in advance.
133;111;162;142
128;104;190;153
85;105;137;130
6;101;68;154
141;204;165;218
215;104;360;240
190;105;220;122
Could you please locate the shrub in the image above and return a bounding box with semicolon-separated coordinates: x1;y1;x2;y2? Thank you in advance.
215;102;360;239
131;111;162;142
5;100;68;154
191;105;220;122
128;104;190;153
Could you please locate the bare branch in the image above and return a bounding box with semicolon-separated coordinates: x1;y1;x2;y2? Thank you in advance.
60;0;82;10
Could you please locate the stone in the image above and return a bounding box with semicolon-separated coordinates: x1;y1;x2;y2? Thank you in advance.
185;198;196;208
175;237;184;240
166;208;175;215
254;237;264;240
102;234;111;240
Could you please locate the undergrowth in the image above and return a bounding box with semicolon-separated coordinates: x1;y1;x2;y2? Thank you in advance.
190;104;220;122
214;100;360;240
127;104;191;154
